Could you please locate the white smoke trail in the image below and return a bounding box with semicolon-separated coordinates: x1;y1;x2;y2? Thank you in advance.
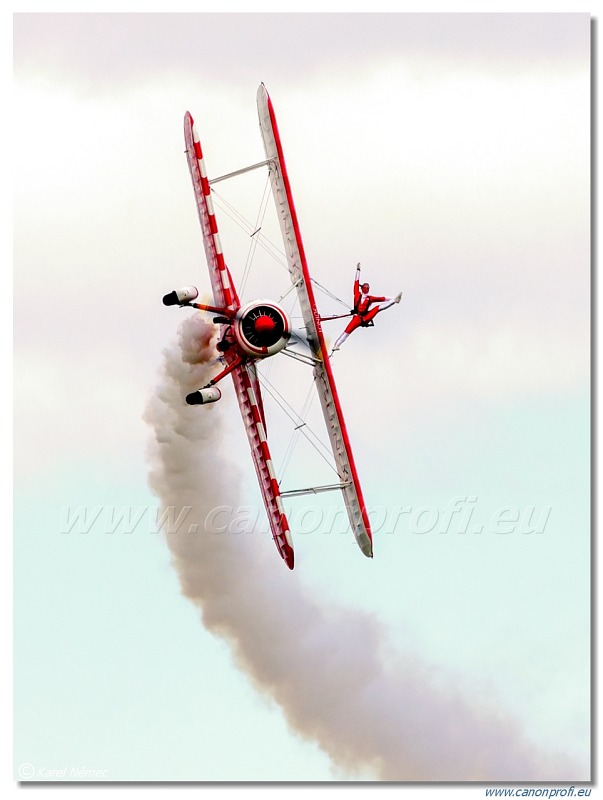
144;314;584;782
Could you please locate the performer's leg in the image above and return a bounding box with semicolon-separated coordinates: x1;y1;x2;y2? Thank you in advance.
365;293;402;322
332;315;362;351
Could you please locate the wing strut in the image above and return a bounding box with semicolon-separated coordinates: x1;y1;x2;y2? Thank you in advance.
209;159;273;185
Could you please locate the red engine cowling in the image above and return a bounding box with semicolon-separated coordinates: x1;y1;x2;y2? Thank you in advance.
232;300;291;358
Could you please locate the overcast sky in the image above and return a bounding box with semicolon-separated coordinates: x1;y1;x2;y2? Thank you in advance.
12;11;591;795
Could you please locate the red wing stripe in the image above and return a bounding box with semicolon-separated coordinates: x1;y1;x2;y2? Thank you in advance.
231;364;294;569
184;112;238;311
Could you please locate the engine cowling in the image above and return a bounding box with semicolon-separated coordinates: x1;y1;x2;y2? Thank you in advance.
163;286;199;306
232;300;291;358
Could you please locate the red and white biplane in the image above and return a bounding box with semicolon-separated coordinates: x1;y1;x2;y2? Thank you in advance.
163;84;372;569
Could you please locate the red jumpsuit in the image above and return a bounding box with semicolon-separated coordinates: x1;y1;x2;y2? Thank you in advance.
346;275;388;334
332;265;400;351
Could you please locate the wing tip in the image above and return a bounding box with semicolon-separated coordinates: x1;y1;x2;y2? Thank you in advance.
359;534;373;559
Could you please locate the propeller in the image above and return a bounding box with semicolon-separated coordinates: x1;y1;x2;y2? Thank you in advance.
241;304;286;348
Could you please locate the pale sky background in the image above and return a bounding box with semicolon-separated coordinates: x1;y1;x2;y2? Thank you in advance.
11;8;591;796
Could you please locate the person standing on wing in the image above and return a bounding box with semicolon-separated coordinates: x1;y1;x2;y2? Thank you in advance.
331;263;402;352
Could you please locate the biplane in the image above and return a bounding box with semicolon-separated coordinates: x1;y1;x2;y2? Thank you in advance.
163;84;372;570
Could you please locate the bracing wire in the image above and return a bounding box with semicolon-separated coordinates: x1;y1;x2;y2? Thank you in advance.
210;184;356;336
277;383;317;482
256;369;339;479
239;173;273;298
210;187;350;312
211;187;287;272
207;177;355;485
311;277;350;310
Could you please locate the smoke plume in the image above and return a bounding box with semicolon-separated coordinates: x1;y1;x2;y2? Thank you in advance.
144;314;584;781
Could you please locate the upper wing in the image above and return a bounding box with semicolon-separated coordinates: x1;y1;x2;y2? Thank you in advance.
231;363;294;569
184;111;239;311
256;84;373;559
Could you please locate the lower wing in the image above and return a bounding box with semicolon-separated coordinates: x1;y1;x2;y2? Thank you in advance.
231;362;294;569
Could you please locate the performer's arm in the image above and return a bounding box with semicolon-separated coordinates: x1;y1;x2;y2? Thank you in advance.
353;263;361;308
